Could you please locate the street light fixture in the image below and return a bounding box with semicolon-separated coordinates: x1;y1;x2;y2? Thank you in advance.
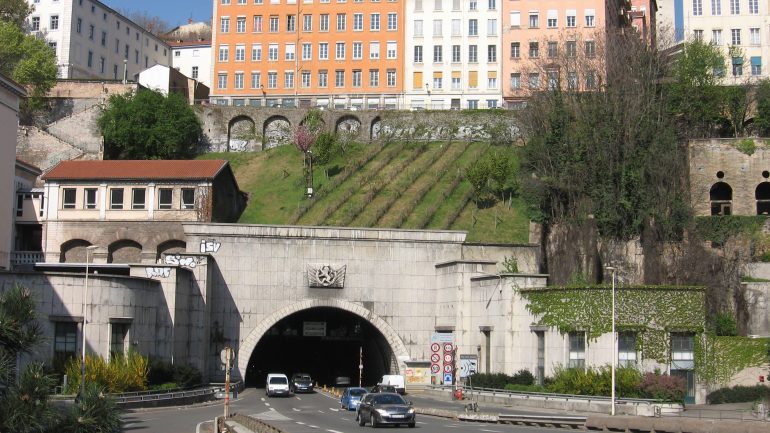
81;245;99;395
605;266;617;416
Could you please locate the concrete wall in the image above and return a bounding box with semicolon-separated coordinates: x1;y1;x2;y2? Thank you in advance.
1;77;24;270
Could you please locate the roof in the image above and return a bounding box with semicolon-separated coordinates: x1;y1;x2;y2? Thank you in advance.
42;160;230;181
168;40;211;48
15;158;42;176
0;73;26;98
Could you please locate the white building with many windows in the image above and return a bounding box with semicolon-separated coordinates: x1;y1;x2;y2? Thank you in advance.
170;40;212;89
404;0;502;109
26;0;171;80
659;0;769;83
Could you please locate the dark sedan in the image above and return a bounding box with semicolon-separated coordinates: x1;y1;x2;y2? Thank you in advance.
290;373;314;393
356;392;415;428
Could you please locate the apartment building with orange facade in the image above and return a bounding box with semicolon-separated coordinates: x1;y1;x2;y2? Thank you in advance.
501;0;646;106
211;0;404;108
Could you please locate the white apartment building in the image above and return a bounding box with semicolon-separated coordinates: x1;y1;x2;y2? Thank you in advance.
404;0;502;109
26;0;171;80
170;41;212;89
659;0;770;83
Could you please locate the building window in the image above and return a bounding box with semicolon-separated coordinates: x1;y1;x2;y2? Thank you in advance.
510;42;520;58
221;17;230;33
110;323;129;357
76;17;82;33
352;42;362;59
387;69;396;86
370;42;379;59
158;188;172;209
566;40;576;57
547;41;557;58
335;42;345;59
693;0;703;15
181;188;195;210
371;13;380;31
335;69;345;87
749;0;758;14
618;332;637;367
352;69;362;87
468;19;478;36
732;57;743;76
50;15;59;30
433;19;442;36
528;72;539;89
586;70;597;89
235;72;244;89
452;45;460;63
31;16;40;31
547;70;558;89
730;0;739;14
319;43;328;60
53;322;78;368
336;13;346;31
750;28;760;45
671;333;694;365
585;9;595;27
302;42;312;60
251;72;261;88
529;41;538;58
301;71;311;87
85;188;97;209
567;71;577;90
488;0;495;10
285;43;295;60
219;45;229;62
268;44;278;60
731;28;741;45
414;45;423;63
386;41;396;59
318;70;328;87
353;13;363;31
252;44;262;61
236;45;246;61
218;73;228;89
287;14;296;32
487;45;497;62
712;29;722;45
414;19;423;37
751;56;762;75
253;15;263;32
320;14;329;31
110;188;124;209
237;16;246;32
566;10;576;27
585;41;595;57
469;45;478;62
192;66;199;79
387;13;397;30
693;29;703;41
487;19;497;36
63;188;76;209
303;14;312;31
433;73;442;89
547;10;557;27
528;12;538;28
469;0;477;10
369;69;379;86
568;332;585;369
510;73;520;89
433;45;442;62
712;0;722;14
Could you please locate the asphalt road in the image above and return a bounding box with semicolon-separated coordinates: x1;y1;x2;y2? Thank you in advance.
123;388;575;433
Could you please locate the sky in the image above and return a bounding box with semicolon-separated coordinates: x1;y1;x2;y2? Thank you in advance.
105;0;213;28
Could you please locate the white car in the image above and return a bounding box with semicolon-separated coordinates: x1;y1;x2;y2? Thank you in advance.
266;373;290;397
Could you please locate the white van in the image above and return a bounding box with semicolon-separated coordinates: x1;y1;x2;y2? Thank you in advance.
266;373;290;397
381;374;405;395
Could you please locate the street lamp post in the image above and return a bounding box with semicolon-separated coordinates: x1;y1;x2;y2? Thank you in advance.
606;266;617;416
81;245;99;395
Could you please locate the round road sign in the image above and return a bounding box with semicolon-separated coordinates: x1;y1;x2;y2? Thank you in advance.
443;343;453;352
443;364;453;373
431;353;441;363
444;353;453;363
431;364;441;374
431;343;441;353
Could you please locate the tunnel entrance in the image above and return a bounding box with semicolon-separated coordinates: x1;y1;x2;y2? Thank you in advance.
245;307;396;388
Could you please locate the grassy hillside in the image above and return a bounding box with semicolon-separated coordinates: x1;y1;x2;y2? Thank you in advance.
198;141;529;244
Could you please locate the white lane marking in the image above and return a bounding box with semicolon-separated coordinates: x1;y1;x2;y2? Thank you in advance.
292;408;301;412
444;425;460;428
309;425;319;429
480;430;502;433
330;407;340;412
318;410;325;413
296;422;306;425
327;430;344;433
264;403;271;407
295;396;302;400
269;407;276;411
260;397;266;402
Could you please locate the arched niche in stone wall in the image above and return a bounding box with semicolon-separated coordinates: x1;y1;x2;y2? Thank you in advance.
107;239;143;264
59;239;94;263
228;115;257;152
756;182;770;215
710;182;733;216
156;239;187;262
263;115;292;149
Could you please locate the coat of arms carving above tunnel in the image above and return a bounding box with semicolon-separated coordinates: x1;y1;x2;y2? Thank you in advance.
307;264;347;288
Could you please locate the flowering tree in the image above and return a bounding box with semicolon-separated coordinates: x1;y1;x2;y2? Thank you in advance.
294;125;316;197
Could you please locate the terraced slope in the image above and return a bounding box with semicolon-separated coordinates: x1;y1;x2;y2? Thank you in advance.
198;141;528;244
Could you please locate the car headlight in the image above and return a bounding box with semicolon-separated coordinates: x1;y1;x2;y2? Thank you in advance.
375;409;389;416
408;408;415;414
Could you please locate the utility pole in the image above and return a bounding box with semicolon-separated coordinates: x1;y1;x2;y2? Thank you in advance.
224;347;232;419
359;346;363;387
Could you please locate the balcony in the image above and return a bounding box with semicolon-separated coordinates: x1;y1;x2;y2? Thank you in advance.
11;251;44;270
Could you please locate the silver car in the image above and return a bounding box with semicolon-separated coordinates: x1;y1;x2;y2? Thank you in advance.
356;392;415;428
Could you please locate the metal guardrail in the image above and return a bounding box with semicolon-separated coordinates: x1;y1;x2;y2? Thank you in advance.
112;386;219;405
429;384;661;405
497;414;587;427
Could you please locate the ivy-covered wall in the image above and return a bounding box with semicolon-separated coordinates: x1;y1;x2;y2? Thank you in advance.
695;334;770;387
520;286;705;363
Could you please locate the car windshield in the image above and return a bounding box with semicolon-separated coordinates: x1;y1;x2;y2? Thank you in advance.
373;394;406;405
296;375;311;381
349;388;367;396
269;377;287;384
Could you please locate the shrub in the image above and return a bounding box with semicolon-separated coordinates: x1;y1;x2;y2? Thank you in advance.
547;365;641;397
174;364;202;389
147;358;175;386
639;372;686;402
147;358;202;389
504;383;548;392
468;372;512;389
64;350;148;394
511;369;535;385
707;385;770;404
713;312;738;336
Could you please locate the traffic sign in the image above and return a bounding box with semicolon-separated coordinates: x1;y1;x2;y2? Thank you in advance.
431;343;440;353
443;373;453;384
443;353;453;364
443;364;453;373
443;343;453;352
431;364;441;374
431;353;441;363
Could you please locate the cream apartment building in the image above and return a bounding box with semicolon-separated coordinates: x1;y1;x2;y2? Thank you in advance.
658;0;769;82
404;0;503;109
26;0;171;79
1;75;27;270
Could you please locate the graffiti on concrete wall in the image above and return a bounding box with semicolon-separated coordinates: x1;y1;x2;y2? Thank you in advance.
164;254;205;269
200;239;221;254
146;267;171;278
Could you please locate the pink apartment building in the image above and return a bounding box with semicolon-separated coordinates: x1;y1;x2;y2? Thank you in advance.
502;0;651;106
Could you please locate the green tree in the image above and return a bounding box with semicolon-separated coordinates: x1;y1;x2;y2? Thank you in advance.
97;89;202;160
0;0;32;29
665;39;727;138
0;21;57;109
753;79;770;135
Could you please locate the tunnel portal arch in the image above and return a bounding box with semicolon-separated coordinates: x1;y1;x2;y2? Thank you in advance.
237;299;408;384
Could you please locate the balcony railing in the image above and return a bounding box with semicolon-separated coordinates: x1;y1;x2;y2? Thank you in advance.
11;251;44;270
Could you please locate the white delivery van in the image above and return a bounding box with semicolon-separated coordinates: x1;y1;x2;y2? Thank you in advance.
381;374;406;394
266;373;290;397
